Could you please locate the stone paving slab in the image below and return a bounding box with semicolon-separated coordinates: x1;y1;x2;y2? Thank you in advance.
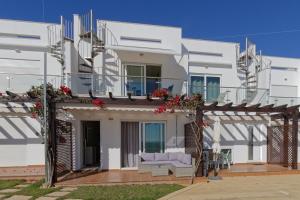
0;188;20;193
159;175;300;200
46;191;70;197
35;197;57;200
14;184;29;188
5;195;32;200
60;187;77;192
64;199;83;200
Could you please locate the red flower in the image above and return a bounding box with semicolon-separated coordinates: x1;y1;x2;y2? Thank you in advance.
60;85;71;95
152;88;168;98
31;112;37;119
34;101;42;109
92;98;105;107
154;105;167;114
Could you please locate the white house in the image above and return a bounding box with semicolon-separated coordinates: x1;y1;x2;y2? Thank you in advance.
0;11;299;176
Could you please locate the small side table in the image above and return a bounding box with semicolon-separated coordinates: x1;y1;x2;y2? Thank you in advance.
151;165;169;176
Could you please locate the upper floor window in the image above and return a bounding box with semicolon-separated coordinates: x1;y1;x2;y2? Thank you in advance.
190;75;220;102
124;64;161;96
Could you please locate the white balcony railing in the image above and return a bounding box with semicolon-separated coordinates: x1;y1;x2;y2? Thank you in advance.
0;72;272;105
269;96;300;107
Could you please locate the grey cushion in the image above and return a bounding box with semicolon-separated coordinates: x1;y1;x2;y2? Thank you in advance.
155;153;169;161
178;154;192;165
169;152;183;161
142;161;171;165
141;153;155;161
172;161;192;168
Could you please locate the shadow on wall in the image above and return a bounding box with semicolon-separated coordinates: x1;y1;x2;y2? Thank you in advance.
100;45;188;96
203;114;268;148
0;115;42;145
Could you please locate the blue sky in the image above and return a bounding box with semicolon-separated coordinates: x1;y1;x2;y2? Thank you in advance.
1;0;300;57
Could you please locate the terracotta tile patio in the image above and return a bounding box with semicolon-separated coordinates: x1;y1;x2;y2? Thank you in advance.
219;163;300;177
56;164;300;186
56;170;206;186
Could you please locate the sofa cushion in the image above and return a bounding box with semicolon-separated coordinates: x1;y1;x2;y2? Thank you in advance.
155;153;169;161
141;153;155;161
142;161;171;165
172;161;192;168
178;154;192;165
168;152;183;161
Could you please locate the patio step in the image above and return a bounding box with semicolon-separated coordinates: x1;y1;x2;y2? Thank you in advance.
57;167;99;182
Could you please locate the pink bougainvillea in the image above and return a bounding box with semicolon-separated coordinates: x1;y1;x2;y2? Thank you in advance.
154;94;209;127
60;85;72;95
152;88;168;98
31;101;43;118
92;98;105;108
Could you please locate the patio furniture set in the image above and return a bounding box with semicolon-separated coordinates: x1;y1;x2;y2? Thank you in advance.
203;149;232;177
138;152;195;177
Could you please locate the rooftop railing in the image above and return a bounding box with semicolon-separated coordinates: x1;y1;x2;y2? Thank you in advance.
0;72;271;105
268;96;300;107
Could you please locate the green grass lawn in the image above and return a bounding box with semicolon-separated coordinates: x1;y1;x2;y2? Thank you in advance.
62;184;184;200
0;180;24;190
15;180;60;199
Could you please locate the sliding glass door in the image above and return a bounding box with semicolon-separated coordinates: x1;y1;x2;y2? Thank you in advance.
121;122;139;168
190;75;220;102
125;65;161;96
190;76;204;95
125;65;145;96
141;122;165;153
206;77;220;102
146;65;161;94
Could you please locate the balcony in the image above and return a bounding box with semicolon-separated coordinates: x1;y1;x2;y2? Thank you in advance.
268;96;300;107
0;72;269;105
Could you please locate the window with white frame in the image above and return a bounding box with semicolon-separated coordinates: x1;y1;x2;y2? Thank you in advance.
190;75;220;102
124;64;161;96
140;122;165;153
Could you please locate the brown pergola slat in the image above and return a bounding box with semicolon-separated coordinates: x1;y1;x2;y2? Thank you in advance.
204;101;218;109
259;104;274;109
234;102;247;108
247;103;261;108
220;102;233;109
273;104;288;110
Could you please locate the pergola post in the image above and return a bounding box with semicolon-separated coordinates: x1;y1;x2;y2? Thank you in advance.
283;115;289;167
47;101;57;185
291;109;298;169
195;106;204;177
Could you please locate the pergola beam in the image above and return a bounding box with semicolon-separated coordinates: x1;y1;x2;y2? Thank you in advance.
199;102;298;113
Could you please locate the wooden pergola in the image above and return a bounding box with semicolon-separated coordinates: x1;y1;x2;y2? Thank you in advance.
194;102;300;172
1;94;300;184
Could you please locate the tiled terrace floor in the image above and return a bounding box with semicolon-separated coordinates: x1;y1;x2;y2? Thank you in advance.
56;170;206;186
219;163;300;176
57;164;300;186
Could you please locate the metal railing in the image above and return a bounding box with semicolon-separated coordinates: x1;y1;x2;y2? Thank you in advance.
268;96;300;107
0;72;272;105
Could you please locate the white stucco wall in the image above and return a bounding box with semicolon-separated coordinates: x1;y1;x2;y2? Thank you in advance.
203;115;268;164
68;109;188;170
0;115;44;167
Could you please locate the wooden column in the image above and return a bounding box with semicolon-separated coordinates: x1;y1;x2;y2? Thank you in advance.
291;109;299;169
195;107;204;177
48;101;57;184
283;115;289;167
